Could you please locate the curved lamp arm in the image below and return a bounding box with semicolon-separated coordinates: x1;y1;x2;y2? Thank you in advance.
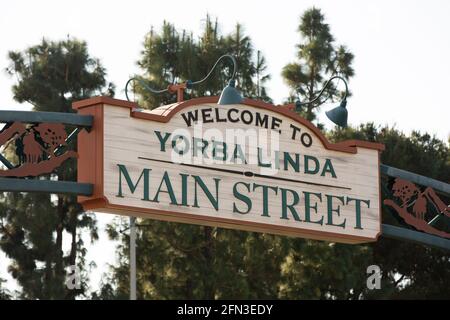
125;77;168;102
191;54;237;86
125;54;238;102
296;75;348;107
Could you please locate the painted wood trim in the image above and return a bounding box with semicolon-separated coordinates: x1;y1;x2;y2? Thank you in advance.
73;96;384;154
76;103;104;205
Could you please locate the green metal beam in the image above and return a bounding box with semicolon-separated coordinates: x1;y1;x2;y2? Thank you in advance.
0;178;92;196
382;224;450;251
380;164;450;195
0;110;92;127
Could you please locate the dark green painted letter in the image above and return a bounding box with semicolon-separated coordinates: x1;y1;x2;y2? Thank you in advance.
233;182;252;214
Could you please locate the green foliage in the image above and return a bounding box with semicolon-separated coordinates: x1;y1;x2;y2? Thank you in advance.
6;38;114;112
97;218;289;299
280;125;449;300
326;124;450;299
329;124;450;181
282;7;354;121
0;38;109;299
0;278;11;300
133;15;271;108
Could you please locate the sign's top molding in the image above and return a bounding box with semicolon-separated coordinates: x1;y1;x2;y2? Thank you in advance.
72;96;384;155
73;95;384;243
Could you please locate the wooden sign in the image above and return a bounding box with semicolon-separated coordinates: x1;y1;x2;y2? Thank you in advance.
73;96;384;243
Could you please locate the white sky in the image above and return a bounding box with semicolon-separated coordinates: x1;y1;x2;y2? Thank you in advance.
1;0;449;295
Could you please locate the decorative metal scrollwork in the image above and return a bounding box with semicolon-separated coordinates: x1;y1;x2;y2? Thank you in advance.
0;122;77;177
384;178;450;239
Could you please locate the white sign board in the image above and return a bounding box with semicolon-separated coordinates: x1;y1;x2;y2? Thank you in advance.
74;96;383;243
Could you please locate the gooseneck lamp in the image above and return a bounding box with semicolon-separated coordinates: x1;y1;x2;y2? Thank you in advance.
295;75;349;127
125;54;243;105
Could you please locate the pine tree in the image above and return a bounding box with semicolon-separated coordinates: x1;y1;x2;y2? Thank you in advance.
0;38;111;299
136;22;189;107
282;7;354;121
132;15;271;108
255;50;272;102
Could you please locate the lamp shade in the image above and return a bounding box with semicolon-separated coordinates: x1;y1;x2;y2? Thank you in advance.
325;100;348;127
218;79;243;105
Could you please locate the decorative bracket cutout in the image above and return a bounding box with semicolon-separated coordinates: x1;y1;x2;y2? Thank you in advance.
384;178;450;239
0;122;77;177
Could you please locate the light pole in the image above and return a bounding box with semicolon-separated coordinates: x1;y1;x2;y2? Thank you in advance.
129;216;136;300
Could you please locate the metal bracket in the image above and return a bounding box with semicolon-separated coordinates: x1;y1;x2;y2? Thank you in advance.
0;110;93;127
380;164;449;195
381;164;450;250
0;177;92;196
382;224;450;251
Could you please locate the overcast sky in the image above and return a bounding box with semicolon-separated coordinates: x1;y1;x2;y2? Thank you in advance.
1;0;449;295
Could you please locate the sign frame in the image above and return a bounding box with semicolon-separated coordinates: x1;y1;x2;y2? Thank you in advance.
73;96;385;244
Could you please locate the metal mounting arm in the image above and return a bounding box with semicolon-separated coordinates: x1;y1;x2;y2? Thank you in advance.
125;54;238;103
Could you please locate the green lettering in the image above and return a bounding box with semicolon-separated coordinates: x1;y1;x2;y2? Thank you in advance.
321;159;337;178
283;152;300;172
116;164;150;201
232;144;247;164
280;188;301;221
253;183;278;217
180;173;189;207
193;175;220;211
154;131;171;152
153;171;178;205
233;182;252;214
303;191;323;225
213;141;227;161
304;155;319;175
346;197;370;230
257;147;272;168
326;195;346;228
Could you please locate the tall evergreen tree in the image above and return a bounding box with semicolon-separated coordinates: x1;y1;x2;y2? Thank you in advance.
133;15;271;109
0;38;112;299
282;7;354;121
255;50;271;101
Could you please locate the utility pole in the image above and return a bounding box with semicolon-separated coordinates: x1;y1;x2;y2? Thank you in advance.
130;216;136;300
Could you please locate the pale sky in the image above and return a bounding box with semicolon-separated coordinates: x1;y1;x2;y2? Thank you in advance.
1;0;449;296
